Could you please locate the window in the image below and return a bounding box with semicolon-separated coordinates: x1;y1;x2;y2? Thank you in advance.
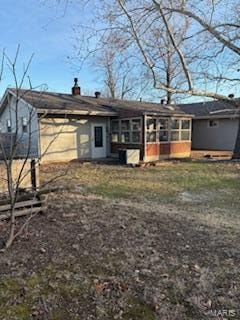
181;131;190;141
180;119;191;141
159;118;169;142
147;118;156;131
132;131;141;143
132;119;141;143
147;117;170;142
159;131;168;142
182;119;190;130
208;119;219;128
132;119;141;131
147;131;156;142
111;120;119;132
121;132;130;143
171;131;180;141
121;119;130;143
6;120;11;133
170;119;191;141
111;133;119;142
111;120;119;142
22;117;28;133
94;126;103;147
121;120;130;131
171;119;180;130
171;119;180;141
147;118;157;142
146;117;191;143
111;118;142;144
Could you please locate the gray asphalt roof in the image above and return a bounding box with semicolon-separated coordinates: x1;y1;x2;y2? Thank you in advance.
8;89;191;117
178;99;240;118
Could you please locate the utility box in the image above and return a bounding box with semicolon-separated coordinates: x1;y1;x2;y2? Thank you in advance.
118;149;140;165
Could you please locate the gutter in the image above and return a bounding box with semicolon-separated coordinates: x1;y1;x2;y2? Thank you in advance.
37;108;118;117
143;111;194;118
194;114;240;120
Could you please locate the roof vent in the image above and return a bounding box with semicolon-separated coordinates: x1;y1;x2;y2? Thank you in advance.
72;78;81;96
95;91;101;99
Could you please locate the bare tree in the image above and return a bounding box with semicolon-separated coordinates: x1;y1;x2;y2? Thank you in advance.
49;0;240;154
0;47;68;250
98;0;240;154
97;45;133;99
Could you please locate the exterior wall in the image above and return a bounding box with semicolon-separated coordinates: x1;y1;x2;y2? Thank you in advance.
0;93;39;158
192;118;239;151
146;142;191;161
0;159;39;193
39;116;109;163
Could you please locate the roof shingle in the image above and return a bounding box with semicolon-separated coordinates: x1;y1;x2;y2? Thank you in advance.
9;89;191;117
178;99;240;118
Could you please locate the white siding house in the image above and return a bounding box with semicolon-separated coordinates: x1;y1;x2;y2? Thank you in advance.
0;82;192;163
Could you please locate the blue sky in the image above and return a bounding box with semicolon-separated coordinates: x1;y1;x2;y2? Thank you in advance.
0;0;98;97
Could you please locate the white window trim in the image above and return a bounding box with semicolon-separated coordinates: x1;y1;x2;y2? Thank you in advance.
146;116;191;144
111;117;142;144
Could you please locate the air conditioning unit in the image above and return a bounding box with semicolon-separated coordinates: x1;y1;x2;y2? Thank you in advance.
119;149;140;165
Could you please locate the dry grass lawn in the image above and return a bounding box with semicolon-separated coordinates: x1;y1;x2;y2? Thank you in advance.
0;160;240;319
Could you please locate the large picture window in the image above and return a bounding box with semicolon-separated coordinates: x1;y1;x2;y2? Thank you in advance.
111;118;142;144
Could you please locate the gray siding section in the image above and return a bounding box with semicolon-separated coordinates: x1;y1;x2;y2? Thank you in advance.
0;94;39;159
192;119;239;151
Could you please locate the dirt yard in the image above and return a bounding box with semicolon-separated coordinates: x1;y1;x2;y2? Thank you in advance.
0;160;240;319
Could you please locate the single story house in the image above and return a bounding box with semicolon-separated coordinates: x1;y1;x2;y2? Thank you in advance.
0;80;193;163
179;100;240;152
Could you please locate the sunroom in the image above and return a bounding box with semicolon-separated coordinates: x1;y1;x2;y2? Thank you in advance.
110;115;192;162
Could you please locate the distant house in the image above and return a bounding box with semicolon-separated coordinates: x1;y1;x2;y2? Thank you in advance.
0;80;192;163
179;100;240;152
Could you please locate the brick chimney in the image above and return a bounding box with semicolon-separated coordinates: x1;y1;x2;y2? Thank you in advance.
72;78;81;96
